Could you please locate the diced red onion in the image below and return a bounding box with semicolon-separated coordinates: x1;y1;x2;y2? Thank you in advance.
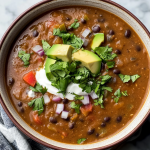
82;38;89;47
81;95;90;105
37;50;45;56
82;28;91;38
32;45;43;53
52;96;62;102
90;91;98;99
56;104;64;114
43;94;50;104
61;111;69;119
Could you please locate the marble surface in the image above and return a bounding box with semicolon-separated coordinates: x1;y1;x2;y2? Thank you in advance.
0;0;150;39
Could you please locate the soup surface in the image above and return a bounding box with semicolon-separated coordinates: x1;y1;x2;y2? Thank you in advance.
7;6;150;144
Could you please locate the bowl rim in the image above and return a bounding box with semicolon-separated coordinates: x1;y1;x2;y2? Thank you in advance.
0;0;150;149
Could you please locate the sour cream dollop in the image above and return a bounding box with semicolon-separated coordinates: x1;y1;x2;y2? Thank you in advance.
35;68;98;100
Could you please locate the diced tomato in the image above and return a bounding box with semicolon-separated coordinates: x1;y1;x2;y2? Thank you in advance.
32;113;42;124
80;103;93;116
23;71;36;87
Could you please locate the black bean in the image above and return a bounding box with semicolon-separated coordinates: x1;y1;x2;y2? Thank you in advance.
115;49;121;54
104;117;111;122
66;17;71;21
125;29;131;38
62;99;68;104
63;117;70;122
18;102;23;107
111;77;117;83
92;25;100;33
81;18;86;24
101;62;105;71
135;45;141;51
101;122;106;127
109;30;115;35
20;108;24;113
79;117;84;122
8;78;14;86
95;133;99;137
116;116;122;122
49;117;57;124
87;128;95;135
67;26;73;31
113;69;120;74
68;122;75;129
98;18;105;23
33;30;39;37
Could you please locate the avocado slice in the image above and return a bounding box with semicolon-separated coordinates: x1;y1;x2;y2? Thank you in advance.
72;50;102;74
46;44;74;62
45;58;56;81
91;33;104;50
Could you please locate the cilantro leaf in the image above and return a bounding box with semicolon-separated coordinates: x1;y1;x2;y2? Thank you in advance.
131;74;140;82
94;95;104;108
119;74;131;83
30;82;47;95
100;75;112;85
70;102;82;114
53;28;83;49
119;74;140;83
28;97;44;115
122;90;128;96
94;46;117;61
18;50;30;67
74;95;84;100
42;40;51;53
106;61;115;68
69;19;80;29
101;86;113;92
77;138;86;144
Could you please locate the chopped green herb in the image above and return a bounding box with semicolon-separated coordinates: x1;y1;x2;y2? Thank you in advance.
70;102;82;114
69;19;80;29
74;95;84;100
18;50;30;67
94;95;104;108
122;91;128;96
28;97;44;115
119;74;140;83
94;46;117;61
42;40;51;53
100;75;112;85
131;74;140;83
77;138;86;144
30;82;47;95
106;61;115;68
101;86;113;92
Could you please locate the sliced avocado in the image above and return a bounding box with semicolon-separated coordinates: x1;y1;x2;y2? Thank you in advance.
46;44;74;62
45;58;56;81
72;50;102;74
91;33;104;50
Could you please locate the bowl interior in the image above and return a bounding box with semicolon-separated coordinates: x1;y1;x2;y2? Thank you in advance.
0;0;150;149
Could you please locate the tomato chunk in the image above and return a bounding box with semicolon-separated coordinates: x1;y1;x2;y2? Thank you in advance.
80;103;93;116
32;112;42;124
23;71;36;87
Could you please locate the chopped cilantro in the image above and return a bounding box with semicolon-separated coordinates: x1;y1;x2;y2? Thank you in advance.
70;102;82;114
100;75;112;85
42;40;51;53
119;74;140;83
131;74;140;82
30;82;47;95
122;90;128;96
74;94;84;100
77;138;86;144
101;86;113;92
94;46;117;61
18;50;30;67
28;97;44;115
53;28;83;49
114;89;128;103
106;61;115;68
94;95;104;108
69;19;80;29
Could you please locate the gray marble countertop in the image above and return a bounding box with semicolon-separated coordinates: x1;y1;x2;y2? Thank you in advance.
0;0;150;39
